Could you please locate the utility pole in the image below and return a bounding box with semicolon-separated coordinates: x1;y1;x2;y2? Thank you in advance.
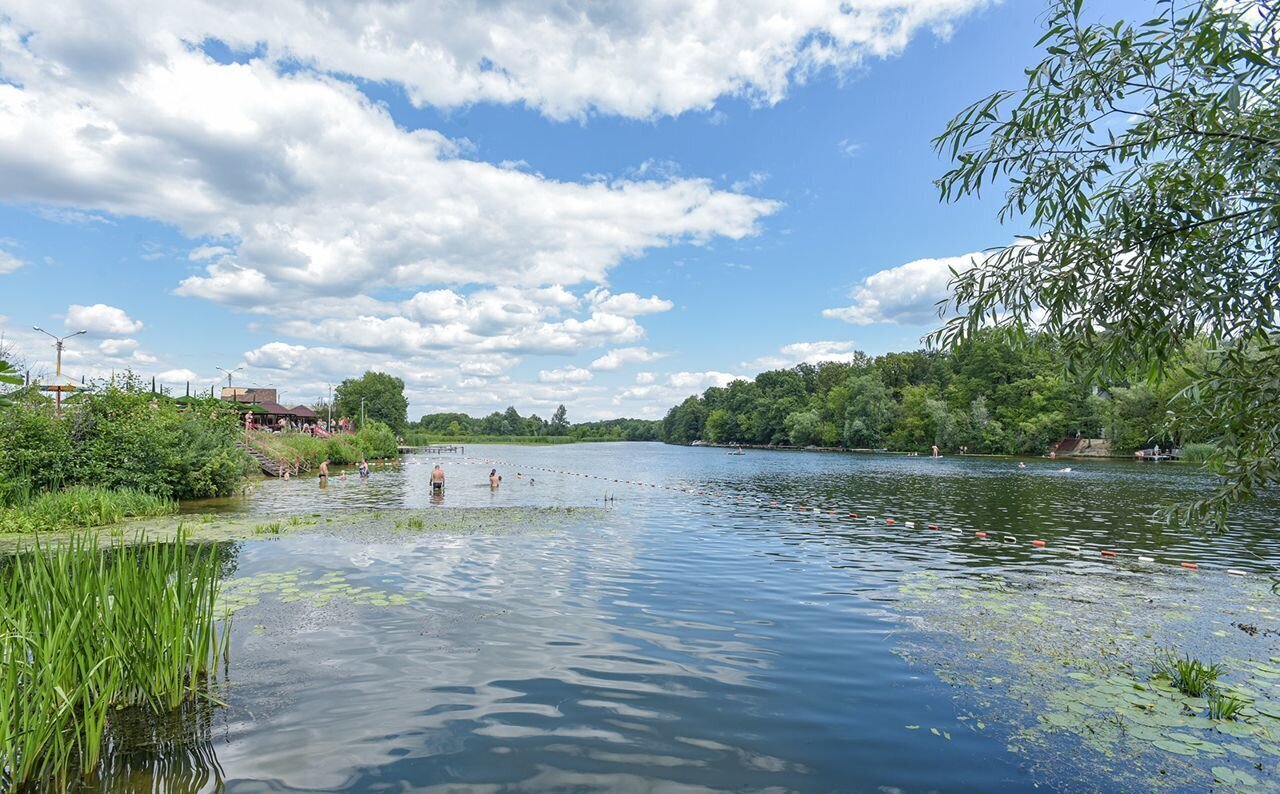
32;326;86;416
360;397;365;429
327;383;333;431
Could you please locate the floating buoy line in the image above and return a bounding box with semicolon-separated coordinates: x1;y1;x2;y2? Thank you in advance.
461;456;1254;579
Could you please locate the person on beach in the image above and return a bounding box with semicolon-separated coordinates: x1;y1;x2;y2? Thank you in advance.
489;469;501;488
431;464;445;493
318;459;329;488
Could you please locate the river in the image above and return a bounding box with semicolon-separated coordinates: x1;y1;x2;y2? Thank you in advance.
124;443;1280;792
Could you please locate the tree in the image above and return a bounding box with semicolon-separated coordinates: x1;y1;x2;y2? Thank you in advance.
334;371;408;431
550;404;569;435
933;0;1280;526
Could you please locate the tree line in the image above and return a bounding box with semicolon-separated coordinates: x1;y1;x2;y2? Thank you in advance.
660;331;1208;455
410;405;660;441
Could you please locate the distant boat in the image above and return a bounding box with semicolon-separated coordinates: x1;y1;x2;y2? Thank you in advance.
691;440;707;446
727;446;745;456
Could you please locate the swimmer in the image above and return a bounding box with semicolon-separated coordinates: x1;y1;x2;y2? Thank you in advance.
1057;467;1073;473
431;464;445;493
1018;462;1026;469
489;468;501;488
318;460;329;488
529;478;535;485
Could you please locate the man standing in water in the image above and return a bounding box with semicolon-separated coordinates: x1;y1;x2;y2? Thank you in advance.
489;469;501;488
431;464;445;493
318;459;330;488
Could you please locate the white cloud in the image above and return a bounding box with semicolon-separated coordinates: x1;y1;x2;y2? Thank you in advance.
635;372;656;384
66;303;142;335
586;289;674;317
743;339;865;371
1;0;991;121
590;346;667;371
0;250;27;274
537;366;593;384
188;244;231;261
0;39;779;306
157;368;197;382
823;251;983;326
668;370;741;390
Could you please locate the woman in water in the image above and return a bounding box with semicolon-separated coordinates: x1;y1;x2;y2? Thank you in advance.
489;469;501;488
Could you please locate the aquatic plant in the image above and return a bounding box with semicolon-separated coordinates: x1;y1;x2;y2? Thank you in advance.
0;531;229;789
1207;692;1250;722
0;486;176;533
1153;653;1224;698
254;520;283;536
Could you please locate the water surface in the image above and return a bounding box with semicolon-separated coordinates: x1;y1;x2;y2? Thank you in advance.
150;444;1280;792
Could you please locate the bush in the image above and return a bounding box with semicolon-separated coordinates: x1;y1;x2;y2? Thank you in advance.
0;379;252;503
1180;443;1216;464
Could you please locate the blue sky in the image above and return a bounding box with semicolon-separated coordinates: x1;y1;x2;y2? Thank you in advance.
0;0;1148;420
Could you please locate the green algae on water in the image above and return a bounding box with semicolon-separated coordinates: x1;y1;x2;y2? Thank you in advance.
893;567;1280;791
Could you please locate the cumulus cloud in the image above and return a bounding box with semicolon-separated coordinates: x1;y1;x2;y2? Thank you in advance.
537;366;593;384
743;340;865;371
66;303;142;335
0;250;27;274
0;36;779;304
586;288;674;317
0;0;990;121
157;368;198;382
823;251;983;326
590;346;667;371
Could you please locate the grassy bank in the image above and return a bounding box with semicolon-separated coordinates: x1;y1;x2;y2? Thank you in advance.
0;486;176;533
0;531;228;789
250;422;398;470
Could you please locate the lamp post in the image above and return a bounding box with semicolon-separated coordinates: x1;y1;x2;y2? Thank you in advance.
360;397;365;429
32;326;86;416
215;366;244;396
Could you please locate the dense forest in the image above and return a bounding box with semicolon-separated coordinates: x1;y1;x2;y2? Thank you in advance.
660;332;1207;455
411;405;661;442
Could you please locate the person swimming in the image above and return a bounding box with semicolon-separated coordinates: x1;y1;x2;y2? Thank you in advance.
489;468;501;488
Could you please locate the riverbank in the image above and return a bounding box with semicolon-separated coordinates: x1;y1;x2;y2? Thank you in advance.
682;440;1172;462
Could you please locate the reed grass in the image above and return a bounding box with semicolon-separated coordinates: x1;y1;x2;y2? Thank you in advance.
0;531;229;790
0;486;177;534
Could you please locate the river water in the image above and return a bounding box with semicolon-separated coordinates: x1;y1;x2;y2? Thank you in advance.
139;444;1280;792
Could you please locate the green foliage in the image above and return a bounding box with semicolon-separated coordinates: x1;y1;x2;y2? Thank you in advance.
251;421;399;470
0;358;22;408
410;409;659;442
1180;443;1217;464
659;331;1209;453
1207;692;1250;722
932;0;1280;526
0;379;252;504
1154;653;1224;698
0;486;176;533
0;531;228;788
334;371;408;432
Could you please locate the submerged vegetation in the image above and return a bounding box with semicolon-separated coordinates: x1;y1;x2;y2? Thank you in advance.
0;532;228;789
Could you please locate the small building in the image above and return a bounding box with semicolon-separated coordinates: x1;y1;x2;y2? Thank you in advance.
222;387;278;404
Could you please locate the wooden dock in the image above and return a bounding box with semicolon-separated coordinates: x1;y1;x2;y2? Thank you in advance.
398;444;465;454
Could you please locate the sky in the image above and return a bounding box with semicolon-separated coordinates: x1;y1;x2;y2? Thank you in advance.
0;0;1147;421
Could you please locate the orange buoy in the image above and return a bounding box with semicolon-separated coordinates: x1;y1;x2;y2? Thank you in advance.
975;531;988;539
927;524;940;530
1100;550;1117;558
1031;540;1046;547
850;513;859;518
1180;562;1200;570
886;518;895;525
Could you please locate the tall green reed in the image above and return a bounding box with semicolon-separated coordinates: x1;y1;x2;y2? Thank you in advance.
0;486;176;533
0;530;229;790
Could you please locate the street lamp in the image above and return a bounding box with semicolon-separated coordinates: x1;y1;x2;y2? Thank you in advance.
215;366;244;398
360;397;365;429
33;327;86;416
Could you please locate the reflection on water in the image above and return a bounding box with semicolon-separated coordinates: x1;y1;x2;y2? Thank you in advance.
141;444;1280;792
